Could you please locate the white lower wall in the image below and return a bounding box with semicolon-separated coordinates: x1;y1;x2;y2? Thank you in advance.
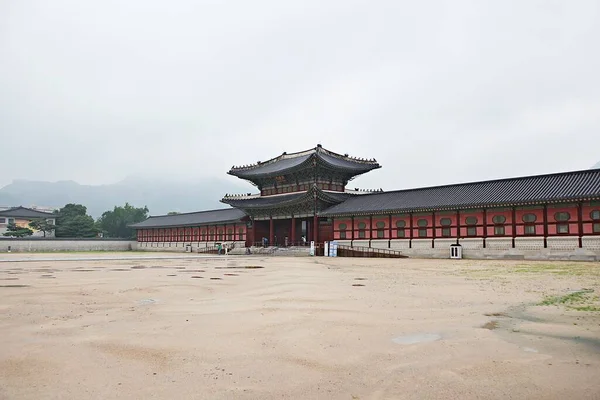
0;239;135;252
582;236;600;251
129;236;600;261
333;236;600;261
369;239;389;249
547;237;580;251
351;240;370;248
134;241;246;253
515;237;545;251
486;238;512;250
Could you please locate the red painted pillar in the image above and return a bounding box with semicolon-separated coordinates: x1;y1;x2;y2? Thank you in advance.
313;214;318;245
577;202;583;248
269;216;274;246
483;209;487;248
543;205;548;248
250;218;255;246
432;211;436;248
511;207;516;248
369;215;373;248
351;216;355;247
291;216;296;245
388;214;392;248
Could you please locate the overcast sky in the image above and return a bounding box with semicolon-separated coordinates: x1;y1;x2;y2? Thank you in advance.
1;0;599;192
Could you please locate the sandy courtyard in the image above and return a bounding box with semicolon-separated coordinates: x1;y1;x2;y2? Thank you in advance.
1;253;599;399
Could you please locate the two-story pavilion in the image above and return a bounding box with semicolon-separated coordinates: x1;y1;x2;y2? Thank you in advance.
220;144;380;246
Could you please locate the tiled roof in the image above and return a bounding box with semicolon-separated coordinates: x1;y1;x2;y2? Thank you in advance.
221;187;353;210
321;168;600;216
0;206;56;219
228;145;380;179
129;208;246;228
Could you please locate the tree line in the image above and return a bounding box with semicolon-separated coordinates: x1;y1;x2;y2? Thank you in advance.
3;203;148;239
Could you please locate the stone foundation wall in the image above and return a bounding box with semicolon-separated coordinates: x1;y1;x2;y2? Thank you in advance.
333;236;600;261
0;239;135;252
129;236;600;261
134;241;246;253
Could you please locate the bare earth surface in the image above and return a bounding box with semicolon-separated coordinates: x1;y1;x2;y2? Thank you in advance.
1;253;599;399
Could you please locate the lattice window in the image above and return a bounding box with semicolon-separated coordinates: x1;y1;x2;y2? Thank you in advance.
440;218;451;237
376;221;385;238
396;220;406;238
358;222;366;239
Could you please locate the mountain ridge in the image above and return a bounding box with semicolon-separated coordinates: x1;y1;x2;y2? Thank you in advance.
0;177;248;218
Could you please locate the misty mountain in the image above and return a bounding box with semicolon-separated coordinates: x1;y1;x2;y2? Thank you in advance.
0;177;250;218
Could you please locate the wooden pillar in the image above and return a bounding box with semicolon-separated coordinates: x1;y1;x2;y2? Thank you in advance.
543;204;548;248
291;215;296;245
369;215;373;248
432;211;436;248
483;209;487;248
351;216;355;247
511;207;516;248
388;214;392;248
269;216;274;246
313;214;318;244
409;212;413;248
250;217;255;246
578;202;583;248
456;210;460;245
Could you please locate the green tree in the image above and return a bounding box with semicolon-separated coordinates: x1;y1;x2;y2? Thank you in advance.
28;219;56;237
97;203;149;238
54;204;98;238
3;222;33;237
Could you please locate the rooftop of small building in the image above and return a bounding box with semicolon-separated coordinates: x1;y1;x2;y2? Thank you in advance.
0;206;57;219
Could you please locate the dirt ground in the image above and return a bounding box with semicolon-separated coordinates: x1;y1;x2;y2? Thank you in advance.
1;253;599;399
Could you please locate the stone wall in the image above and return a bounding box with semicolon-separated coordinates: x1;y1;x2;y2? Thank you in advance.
333;237;600;261
0;239;135;252
134;241;246;253
130;237;600;261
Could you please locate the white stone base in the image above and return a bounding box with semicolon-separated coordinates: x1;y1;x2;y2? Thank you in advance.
411;239;433;249
547;237;579;251
515;237;545;251
370;240;389;249
485;238;512;250
389;240;411;250
582;236;600;251
351;240;370;248
459;238;484;249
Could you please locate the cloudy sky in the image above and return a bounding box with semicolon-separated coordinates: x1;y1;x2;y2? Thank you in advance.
1;0;599;192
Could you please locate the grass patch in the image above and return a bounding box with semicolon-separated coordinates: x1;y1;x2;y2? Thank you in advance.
512;263;600;277
569;305;600;312
539;290;592;305
538;289;600;311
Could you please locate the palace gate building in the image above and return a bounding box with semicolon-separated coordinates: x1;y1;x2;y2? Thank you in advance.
131;145;600;260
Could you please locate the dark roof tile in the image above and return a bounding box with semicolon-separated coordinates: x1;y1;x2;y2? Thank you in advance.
228;146;380;179
321;168;600;216
0;207;56;219
129;208;246;228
